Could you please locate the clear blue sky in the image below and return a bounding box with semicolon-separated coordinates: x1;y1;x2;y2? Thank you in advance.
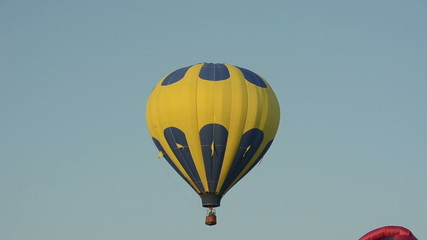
1;0;426;239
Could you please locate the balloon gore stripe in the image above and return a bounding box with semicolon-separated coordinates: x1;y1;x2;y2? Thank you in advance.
151;137;198;192
200;124;228;192
220;128;264;193
164;127;206;192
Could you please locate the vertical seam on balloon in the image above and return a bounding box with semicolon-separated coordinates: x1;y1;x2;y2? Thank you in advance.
227;65;238;194
215;66;234;194
195;64;209;193
210;66;215;192
224;66;232;194
240;79;259;184
192;67;208;192
224;73;251;194
222;71;249;193
194;67;204;192
241;82;266;177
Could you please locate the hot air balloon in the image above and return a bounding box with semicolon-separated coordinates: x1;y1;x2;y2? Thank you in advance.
146;63;280;225
360;226;418;240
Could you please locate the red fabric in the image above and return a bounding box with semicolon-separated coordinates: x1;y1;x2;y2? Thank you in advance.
359;226;417;240
394;236;418;240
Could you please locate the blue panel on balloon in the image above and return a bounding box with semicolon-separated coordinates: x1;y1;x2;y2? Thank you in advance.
233;140;274;182
199;63;230;81
164;127;205;192
220;129;264;193
152;137;197;191
161;66;191;86
237;67;267;88
200;124;228;192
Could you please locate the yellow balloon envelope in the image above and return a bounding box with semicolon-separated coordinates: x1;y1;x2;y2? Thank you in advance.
146;63;280;208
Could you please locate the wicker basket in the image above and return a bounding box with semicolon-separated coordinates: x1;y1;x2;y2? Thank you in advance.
205;215;217;226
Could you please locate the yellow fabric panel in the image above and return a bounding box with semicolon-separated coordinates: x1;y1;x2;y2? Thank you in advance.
223;79;280;193
146;65;206;192
177;65;209;191
214;65;248;192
